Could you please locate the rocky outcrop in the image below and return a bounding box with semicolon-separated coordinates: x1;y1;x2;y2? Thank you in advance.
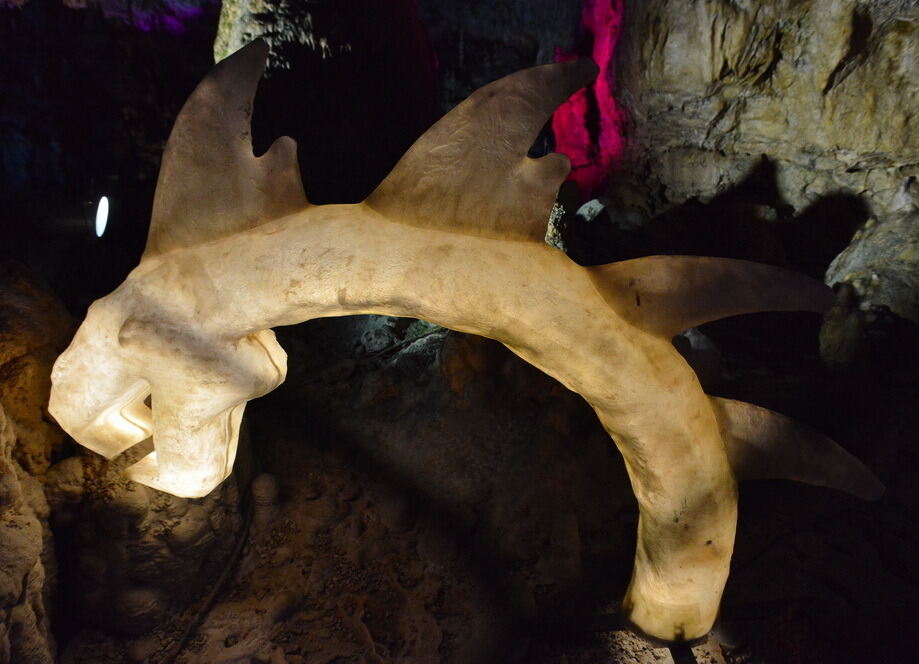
825;179;918;321
612;0;918;319
0;403;55;664
0;262;67;664
615;0;917;215
0;404;54;664
0;262;71;475
214;0;346;65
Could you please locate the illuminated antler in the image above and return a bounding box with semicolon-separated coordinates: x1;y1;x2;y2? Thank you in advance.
49;41;881;641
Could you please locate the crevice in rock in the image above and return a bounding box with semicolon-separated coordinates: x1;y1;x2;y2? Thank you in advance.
822;7;873;95
751;26;782;88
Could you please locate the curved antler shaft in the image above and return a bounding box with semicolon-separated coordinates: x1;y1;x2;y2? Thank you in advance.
123;203;737;640
52;43;877;645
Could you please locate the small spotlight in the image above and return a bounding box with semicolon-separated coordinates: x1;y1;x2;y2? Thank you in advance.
94;196;110;237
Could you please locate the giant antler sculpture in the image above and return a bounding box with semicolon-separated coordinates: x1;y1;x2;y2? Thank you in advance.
49;42;882;641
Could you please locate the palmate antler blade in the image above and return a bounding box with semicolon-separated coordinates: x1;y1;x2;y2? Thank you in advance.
50;42;881;644
145;40;309;258
366;59;599;240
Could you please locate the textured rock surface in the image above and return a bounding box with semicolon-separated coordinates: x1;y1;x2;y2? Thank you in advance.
54;317;919;662
608;0;919;327
825;180;919;321
0;261;69;664
0;262;72;475
49;445;244;640
214;0;347;65
0;403;55;664
614;0;917;220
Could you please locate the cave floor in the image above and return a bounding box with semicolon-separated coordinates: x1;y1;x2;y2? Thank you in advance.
61;315;919;664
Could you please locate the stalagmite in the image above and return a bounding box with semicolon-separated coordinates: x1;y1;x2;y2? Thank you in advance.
49;41;882;641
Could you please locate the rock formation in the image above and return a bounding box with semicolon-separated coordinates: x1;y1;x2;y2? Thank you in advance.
612;0;918;319
0;402;55;664
0;261;70;664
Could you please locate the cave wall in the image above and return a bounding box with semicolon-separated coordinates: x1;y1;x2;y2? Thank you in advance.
0;403;55;664
0;262;72;664
615;0;916;216
612;0;918;317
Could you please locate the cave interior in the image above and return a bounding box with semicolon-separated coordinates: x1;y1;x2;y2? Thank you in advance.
0;1;917;663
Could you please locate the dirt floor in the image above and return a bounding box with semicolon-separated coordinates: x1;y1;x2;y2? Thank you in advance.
59;310;919;664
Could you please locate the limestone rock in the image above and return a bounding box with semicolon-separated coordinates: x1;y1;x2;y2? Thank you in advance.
0;260;71;475
214;0;336;66
43;455;85;524
826;182;919;322
0;262;64;664
614;0;918;245
0;404;54;664
113;587;167;635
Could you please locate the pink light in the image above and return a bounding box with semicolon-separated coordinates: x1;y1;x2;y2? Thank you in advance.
552;0;625;198
77;0;211;34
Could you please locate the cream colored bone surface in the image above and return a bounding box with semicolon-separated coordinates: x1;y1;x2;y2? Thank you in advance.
49;41;881;642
